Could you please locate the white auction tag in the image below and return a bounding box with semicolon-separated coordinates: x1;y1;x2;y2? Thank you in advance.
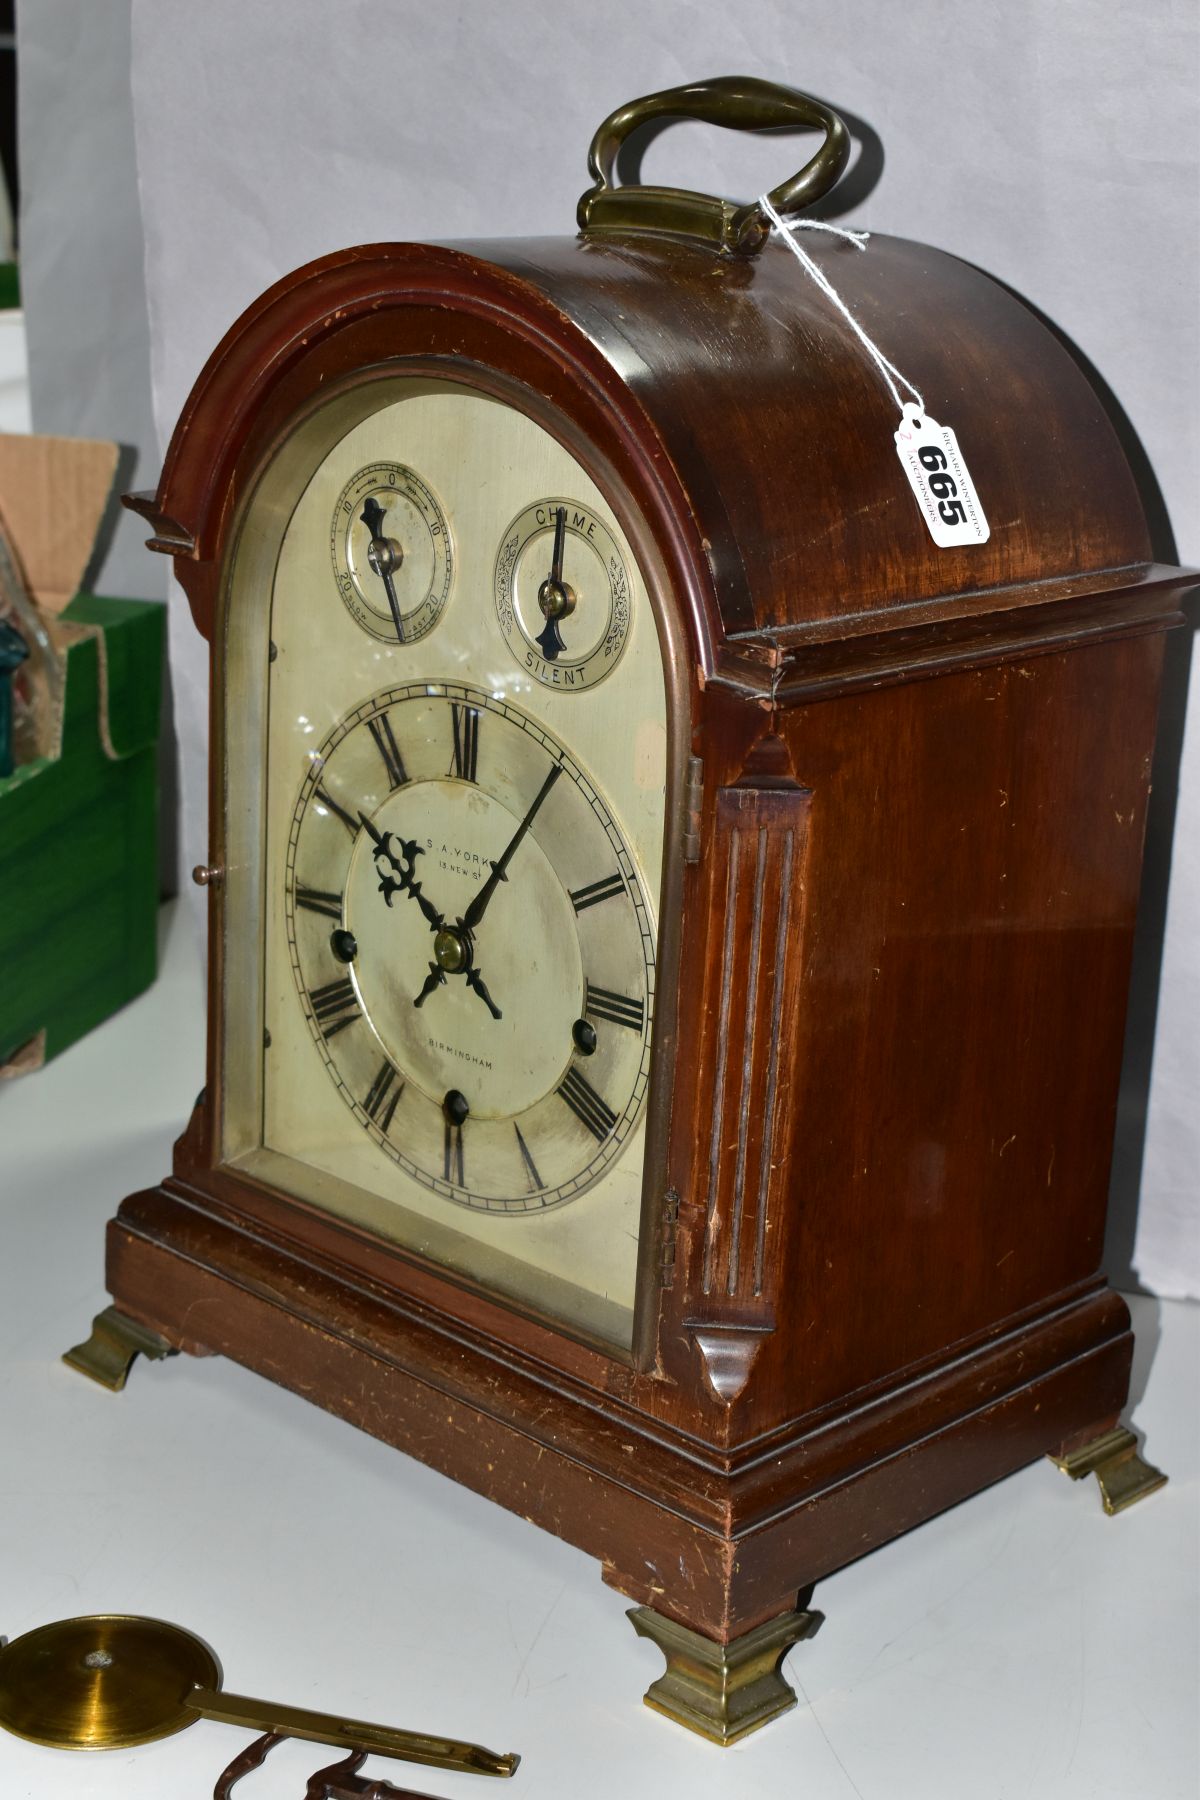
894;402;990;548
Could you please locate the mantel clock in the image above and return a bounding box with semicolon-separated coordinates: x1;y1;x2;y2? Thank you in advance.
67;79;1187;1745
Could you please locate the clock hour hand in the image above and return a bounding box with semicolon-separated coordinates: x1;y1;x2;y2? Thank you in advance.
461;763;562;933
361;495;406;644
359;812;443;931
535;506;574;661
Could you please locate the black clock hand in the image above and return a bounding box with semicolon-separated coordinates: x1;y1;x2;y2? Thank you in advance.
461;763;562;933
465;965;503;1021
361;495;406;644
536;507;573;662
413;962;446;1008
412;940;503;1019
358;811;443;931
550;504;567;585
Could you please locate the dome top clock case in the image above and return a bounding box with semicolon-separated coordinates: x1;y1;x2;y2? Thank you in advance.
67;78;1186;1747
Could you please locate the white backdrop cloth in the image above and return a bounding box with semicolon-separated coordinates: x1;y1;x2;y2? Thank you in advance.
124;0;1198;1295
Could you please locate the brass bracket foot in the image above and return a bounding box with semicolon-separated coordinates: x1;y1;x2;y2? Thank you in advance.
628;1604;822;1746
62;1305;174;1392
1050;1425;1167;1515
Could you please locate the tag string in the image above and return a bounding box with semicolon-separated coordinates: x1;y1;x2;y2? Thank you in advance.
757;193;925;417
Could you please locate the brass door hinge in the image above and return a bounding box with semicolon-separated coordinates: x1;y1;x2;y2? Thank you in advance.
683;755;704;863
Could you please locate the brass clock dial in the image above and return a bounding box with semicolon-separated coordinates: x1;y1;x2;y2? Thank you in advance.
495;498;631;689
331;461;452;643
285;682;655;1212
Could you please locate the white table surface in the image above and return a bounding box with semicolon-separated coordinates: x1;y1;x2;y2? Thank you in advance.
2;902;1197;1800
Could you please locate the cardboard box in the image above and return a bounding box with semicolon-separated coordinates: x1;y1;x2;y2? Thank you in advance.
0;434;165;1073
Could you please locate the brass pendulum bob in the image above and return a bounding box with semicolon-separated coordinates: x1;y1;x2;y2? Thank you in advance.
0;1615;519;1780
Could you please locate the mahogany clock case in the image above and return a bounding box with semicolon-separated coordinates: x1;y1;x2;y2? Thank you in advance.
105;223;1190;1653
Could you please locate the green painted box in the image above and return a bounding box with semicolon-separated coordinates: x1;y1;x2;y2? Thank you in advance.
0;591;165;1071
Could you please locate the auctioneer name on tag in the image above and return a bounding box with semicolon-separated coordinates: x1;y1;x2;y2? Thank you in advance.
894;402;989;548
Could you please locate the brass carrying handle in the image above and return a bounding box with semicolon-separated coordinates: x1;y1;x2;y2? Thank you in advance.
577;75;849;256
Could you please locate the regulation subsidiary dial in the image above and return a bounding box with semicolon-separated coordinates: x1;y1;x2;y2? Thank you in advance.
331;462;453;643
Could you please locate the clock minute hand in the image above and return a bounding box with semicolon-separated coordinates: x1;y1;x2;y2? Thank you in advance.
461;764;563;934
361;496;406;644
